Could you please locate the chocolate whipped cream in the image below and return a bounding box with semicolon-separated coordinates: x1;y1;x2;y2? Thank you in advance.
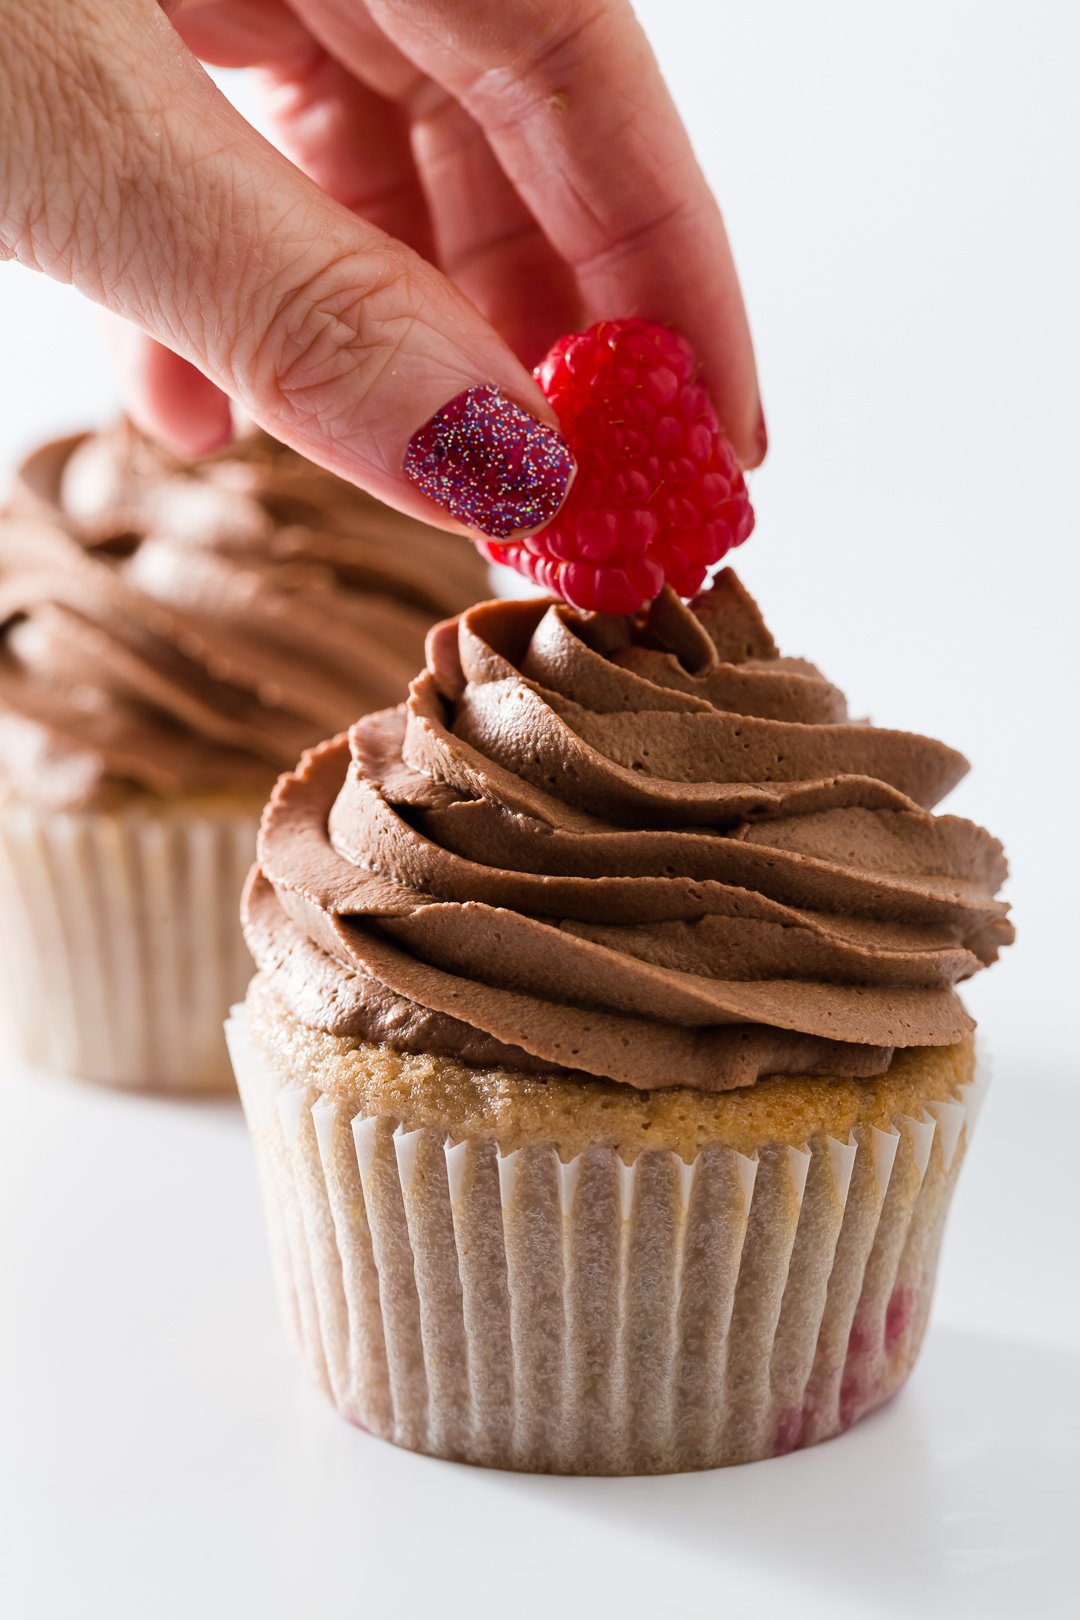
244;573;1013;1091
0;421;489;808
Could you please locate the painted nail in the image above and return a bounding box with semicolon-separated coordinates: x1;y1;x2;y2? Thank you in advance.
403;386;575;539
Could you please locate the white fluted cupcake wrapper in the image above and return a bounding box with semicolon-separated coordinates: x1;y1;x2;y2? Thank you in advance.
227;1006;986;1474
0;803;258;1090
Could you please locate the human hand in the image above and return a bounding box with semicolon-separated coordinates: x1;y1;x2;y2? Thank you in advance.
1;0;763;541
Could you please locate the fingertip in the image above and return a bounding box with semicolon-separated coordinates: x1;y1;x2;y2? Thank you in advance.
720;383;766;470
126;339;234;460
742;409;768;471
134;406;234;461
153;399;235;460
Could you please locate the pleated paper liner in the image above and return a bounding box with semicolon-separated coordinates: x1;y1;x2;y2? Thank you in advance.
227;1004;986;1474
0;801;259;1090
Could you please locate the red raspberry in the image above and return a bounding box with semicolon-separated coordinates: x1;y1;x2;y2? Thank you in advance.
480;318;754;615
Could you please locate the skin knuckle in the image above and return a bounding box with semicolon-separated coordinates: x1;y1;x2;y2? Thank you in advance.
462;0;615;125
239;249;416;429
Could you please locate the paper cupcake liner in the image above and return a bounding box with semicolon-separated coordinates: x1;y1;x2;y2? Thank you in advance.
0;802;258;1091
227;1005;986;1474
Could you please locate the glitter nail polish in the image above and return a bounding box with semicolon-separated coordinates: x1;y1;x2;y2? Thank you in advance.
402;386;575;539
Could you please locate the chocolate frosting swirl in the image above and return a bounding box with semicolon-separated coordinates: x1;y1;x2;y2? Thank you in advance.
244;573;1013;1092
0;421;489;808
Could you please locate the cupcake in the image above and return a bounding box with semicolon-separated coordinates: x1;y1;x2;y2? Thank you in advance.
0;419;488;1090
228;570;1012;1473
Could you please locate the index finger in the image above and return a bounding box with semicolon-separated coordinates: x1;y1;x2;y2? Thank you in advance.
362;0;765;465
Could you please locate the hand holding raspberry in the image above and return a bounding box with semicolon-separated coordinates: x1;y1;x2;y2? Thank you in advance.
480;319;755;615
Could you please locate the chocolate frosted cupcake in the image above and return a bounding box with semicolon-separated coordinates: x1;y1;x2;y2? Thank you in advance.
0;420;488;1089
228;570;1012;1472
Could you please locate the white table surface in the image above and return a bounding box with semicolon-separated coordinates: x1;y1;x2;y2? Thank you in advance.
1;1046;1076;1620
1;3;1077;1616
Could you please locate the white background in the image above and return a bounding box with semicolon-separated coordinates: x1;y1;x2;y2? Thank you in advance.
1;3;1077;1617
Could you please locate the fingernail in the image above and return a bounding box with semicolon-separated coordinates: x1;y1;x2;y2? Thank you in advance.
753;411;768;466
403;386;574;539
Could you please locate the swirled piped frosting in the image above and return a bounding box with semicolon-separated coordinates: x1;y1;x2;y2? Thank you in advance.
0;421;489;808
243;573;1013;1091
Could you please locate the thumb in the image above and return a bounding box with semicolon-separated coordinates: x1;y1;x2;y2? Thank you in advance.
1;0;574;538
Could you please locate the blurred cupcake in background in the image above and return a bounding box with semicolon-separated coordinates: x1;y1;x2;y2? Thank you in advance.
0;420;488;1091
